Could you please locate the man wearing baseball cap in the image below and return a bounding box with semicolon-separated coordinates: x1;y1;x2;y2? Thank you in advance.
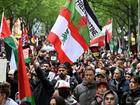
57;80;79;105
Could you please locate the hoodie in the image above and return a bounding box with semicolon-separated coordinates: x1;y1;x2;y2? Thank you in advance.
102;90;119;105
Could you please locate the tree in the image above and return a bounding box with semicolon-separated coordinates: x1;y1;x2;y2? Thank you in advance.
0;0;138;49
0;0;65;35
88;0;138;48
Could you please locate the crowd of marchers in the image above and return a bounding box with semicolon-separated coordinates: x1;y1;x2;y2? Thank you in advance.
1;42;140;105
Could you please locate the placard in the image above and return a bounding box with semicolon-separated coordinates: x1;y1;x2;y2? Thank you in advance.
0;59;7;82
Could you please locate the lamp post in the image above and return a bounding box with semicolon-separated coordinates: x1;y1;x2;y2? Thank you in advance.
138;0;140;52
128;4;131;52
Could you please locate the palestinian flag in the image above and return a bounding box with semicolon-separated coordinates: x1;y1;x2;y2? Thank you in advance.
90;19;113;50
22;28;29;46
0;15;18;70
18;39;35;105
21;28;31;64
48;0;101;64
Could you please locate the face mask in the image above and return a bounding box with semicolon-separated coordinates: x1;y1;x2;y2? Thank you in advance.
58;89;70;99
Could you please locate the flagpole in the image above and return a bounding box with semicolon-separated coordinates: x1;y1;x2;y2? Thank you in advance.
105;30;108;50
0;12;4;38
20;17;24;39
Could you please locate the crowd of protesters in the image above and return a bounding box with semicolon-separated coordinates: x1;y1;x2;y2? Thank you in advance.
1;39;140;105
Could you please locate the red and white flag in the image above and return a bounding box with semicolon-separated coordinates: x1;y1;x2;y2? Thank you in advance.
48;0;101;64
90;19;112;47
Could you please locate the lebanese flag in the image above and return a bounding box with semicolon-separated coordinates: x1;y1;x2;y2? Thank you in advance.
90;19;112;47
18;39;35;105
48;0;101;64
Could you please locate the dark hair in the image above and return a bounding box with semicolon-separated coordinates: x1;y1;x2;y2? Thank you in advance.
125;72;133;77
64;62;71;69
64;62;73;76
85;66;95;74
50;96;66;105
14;70;18;80
96;82;109;89
58;64;67;69
0;82;11;99
131;76;140;84
40;59;51;67
20;101;31;105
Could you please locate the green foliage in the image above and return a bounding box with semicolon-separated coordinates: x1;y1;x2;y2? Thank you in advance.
0;0;138;40
0;0;65;34
88;0;138;39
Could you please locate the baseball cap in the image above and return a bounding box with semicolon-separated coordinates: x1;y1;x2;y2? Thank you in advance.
96;81;109;89
58;64;67;69
95;72;106;78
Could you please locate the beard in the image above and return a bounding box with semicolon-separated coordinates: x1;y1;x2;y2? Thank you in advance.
59;73;66;79
45;68;50;72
